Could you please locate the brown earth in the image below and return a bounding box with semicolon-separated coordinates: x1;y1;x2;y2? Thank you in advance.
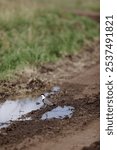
64;9;100;22
0;39;100;150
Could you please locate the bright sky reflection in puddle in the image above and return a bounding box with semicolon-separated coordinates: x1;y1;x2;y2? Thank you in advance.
0;97;43;128
41;106;75;120
0;86;61;129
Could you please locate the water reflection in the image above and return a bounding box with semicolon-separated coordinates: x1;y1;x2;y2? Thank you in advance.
41;106;75;120
0;86;61;129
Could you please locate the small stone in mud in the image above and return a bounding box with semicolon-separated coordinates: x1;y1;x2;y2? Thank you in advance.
1;132;7;136
36;102;40;105
51;86;60;92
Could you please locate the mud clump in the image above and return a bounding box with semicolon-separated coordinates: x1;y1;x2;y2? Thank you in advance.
0;78;49;103
82;141;100;150
26;78;45;90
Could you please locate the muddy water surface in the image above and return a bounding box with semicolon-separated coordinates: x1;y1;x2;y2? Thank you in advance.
0;86;75;129
41;106;75;120
0;96;44;128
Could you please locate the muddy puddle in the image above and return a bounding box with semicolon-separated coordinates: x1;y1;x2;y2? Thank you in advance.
0;96;43;129
0;86;74;129
41;106;75;120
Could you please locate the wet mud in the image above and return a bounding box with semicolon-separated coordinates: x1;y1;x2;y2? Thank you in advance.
0;40;100;150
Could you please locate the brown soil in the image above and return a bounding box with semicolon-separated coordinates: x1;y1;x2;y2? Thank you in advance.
65;10;100;22
0;39;100;150
74;11;100;22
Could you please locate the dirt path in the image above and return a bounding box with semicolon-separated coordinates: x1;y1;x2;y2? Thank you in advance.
0;40;100;150
22;119;99;150
5;120;98;150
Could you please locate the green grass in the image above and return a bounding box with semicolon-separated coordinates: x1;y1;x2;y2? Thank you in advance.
0;0;99;80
